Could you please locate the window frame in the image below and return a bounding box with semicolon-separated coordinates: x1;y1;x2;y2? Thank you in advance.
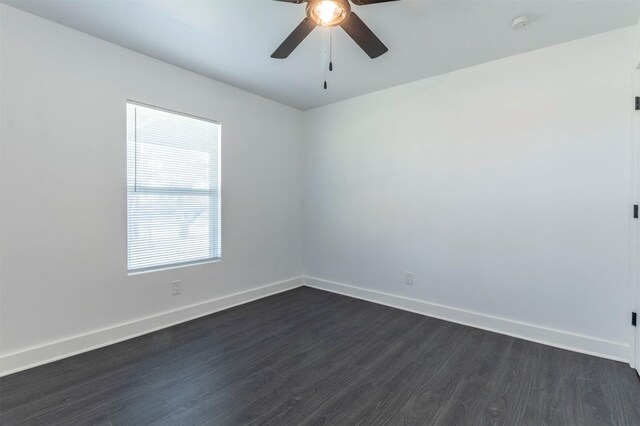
126;100;221;274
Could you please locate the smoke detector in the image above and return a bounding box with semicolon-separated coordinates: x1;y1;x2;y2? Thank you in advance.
512;15;530;30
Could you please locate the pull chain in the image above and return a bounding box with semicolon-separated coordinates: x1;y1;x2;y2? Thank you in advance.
323;27;327;89
329;27;333;71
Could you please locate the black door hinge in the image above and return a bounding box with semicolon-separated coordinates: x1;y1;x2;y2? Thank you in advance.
635;205;639;219
636;97;640;110
633;312;637;327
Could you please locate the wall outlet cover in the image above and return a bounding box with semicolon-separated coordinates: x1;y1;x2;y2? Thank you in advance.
404;272;414;285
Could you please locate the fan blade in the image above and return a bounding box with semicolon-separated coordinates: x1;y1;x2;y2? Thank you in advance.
351;0;398;4
271;18;317;59
339;12;388;59
273;0;306;3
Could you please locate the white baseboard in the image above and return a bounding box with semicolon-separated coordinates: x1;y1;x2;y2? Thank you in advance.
304;276;629;363
2;275;628;377
0;277;304;377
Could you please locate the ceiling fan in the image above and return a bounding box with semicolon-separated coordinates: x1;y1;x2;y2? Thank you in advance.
271;0;398;60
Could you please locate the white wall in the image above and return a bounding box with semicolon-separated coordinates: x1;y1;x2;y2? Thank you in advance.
0;4;304;373
304;26;636;361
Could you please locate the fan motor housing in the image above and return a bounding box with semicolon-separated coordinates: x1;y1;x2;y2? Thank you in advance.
306;0;351;27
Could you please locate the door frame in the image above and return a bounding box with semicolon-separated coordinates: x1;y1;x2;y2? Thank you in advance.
631;18;640;371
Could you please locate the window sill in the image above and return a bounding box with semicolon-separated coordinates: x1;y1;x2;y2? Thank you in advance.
127;258;221;276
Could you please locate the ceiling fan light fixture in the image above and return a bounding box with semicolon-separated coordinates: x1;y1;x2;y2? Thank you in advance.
271;0;393;60
307;0;350;27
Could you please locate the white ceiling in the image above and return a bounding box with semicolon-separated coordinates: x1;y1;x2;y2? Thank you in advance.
3;0;640;110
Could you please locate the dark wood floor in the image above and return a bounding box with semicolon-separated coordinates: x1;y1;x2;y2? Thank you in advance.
1;287;639;425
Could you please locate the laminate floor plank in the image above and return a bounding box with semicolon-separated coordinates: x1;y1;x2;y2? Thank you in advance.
0;287;334;413
158;298;406;425
1;287;638;426
4;289;354;424
284;317;452;426
228;310;427;426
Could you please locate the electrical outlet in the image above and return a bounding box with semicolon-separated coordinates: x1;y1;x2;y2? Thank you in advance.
404;272;414;285
171;280;182;296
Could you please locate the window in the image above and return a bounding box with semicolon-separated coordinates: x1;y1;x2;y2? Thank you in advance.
127;102;220;273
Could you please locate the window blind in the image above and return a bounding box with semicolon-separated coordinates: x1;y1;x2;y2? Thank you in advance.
127;102;220;273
